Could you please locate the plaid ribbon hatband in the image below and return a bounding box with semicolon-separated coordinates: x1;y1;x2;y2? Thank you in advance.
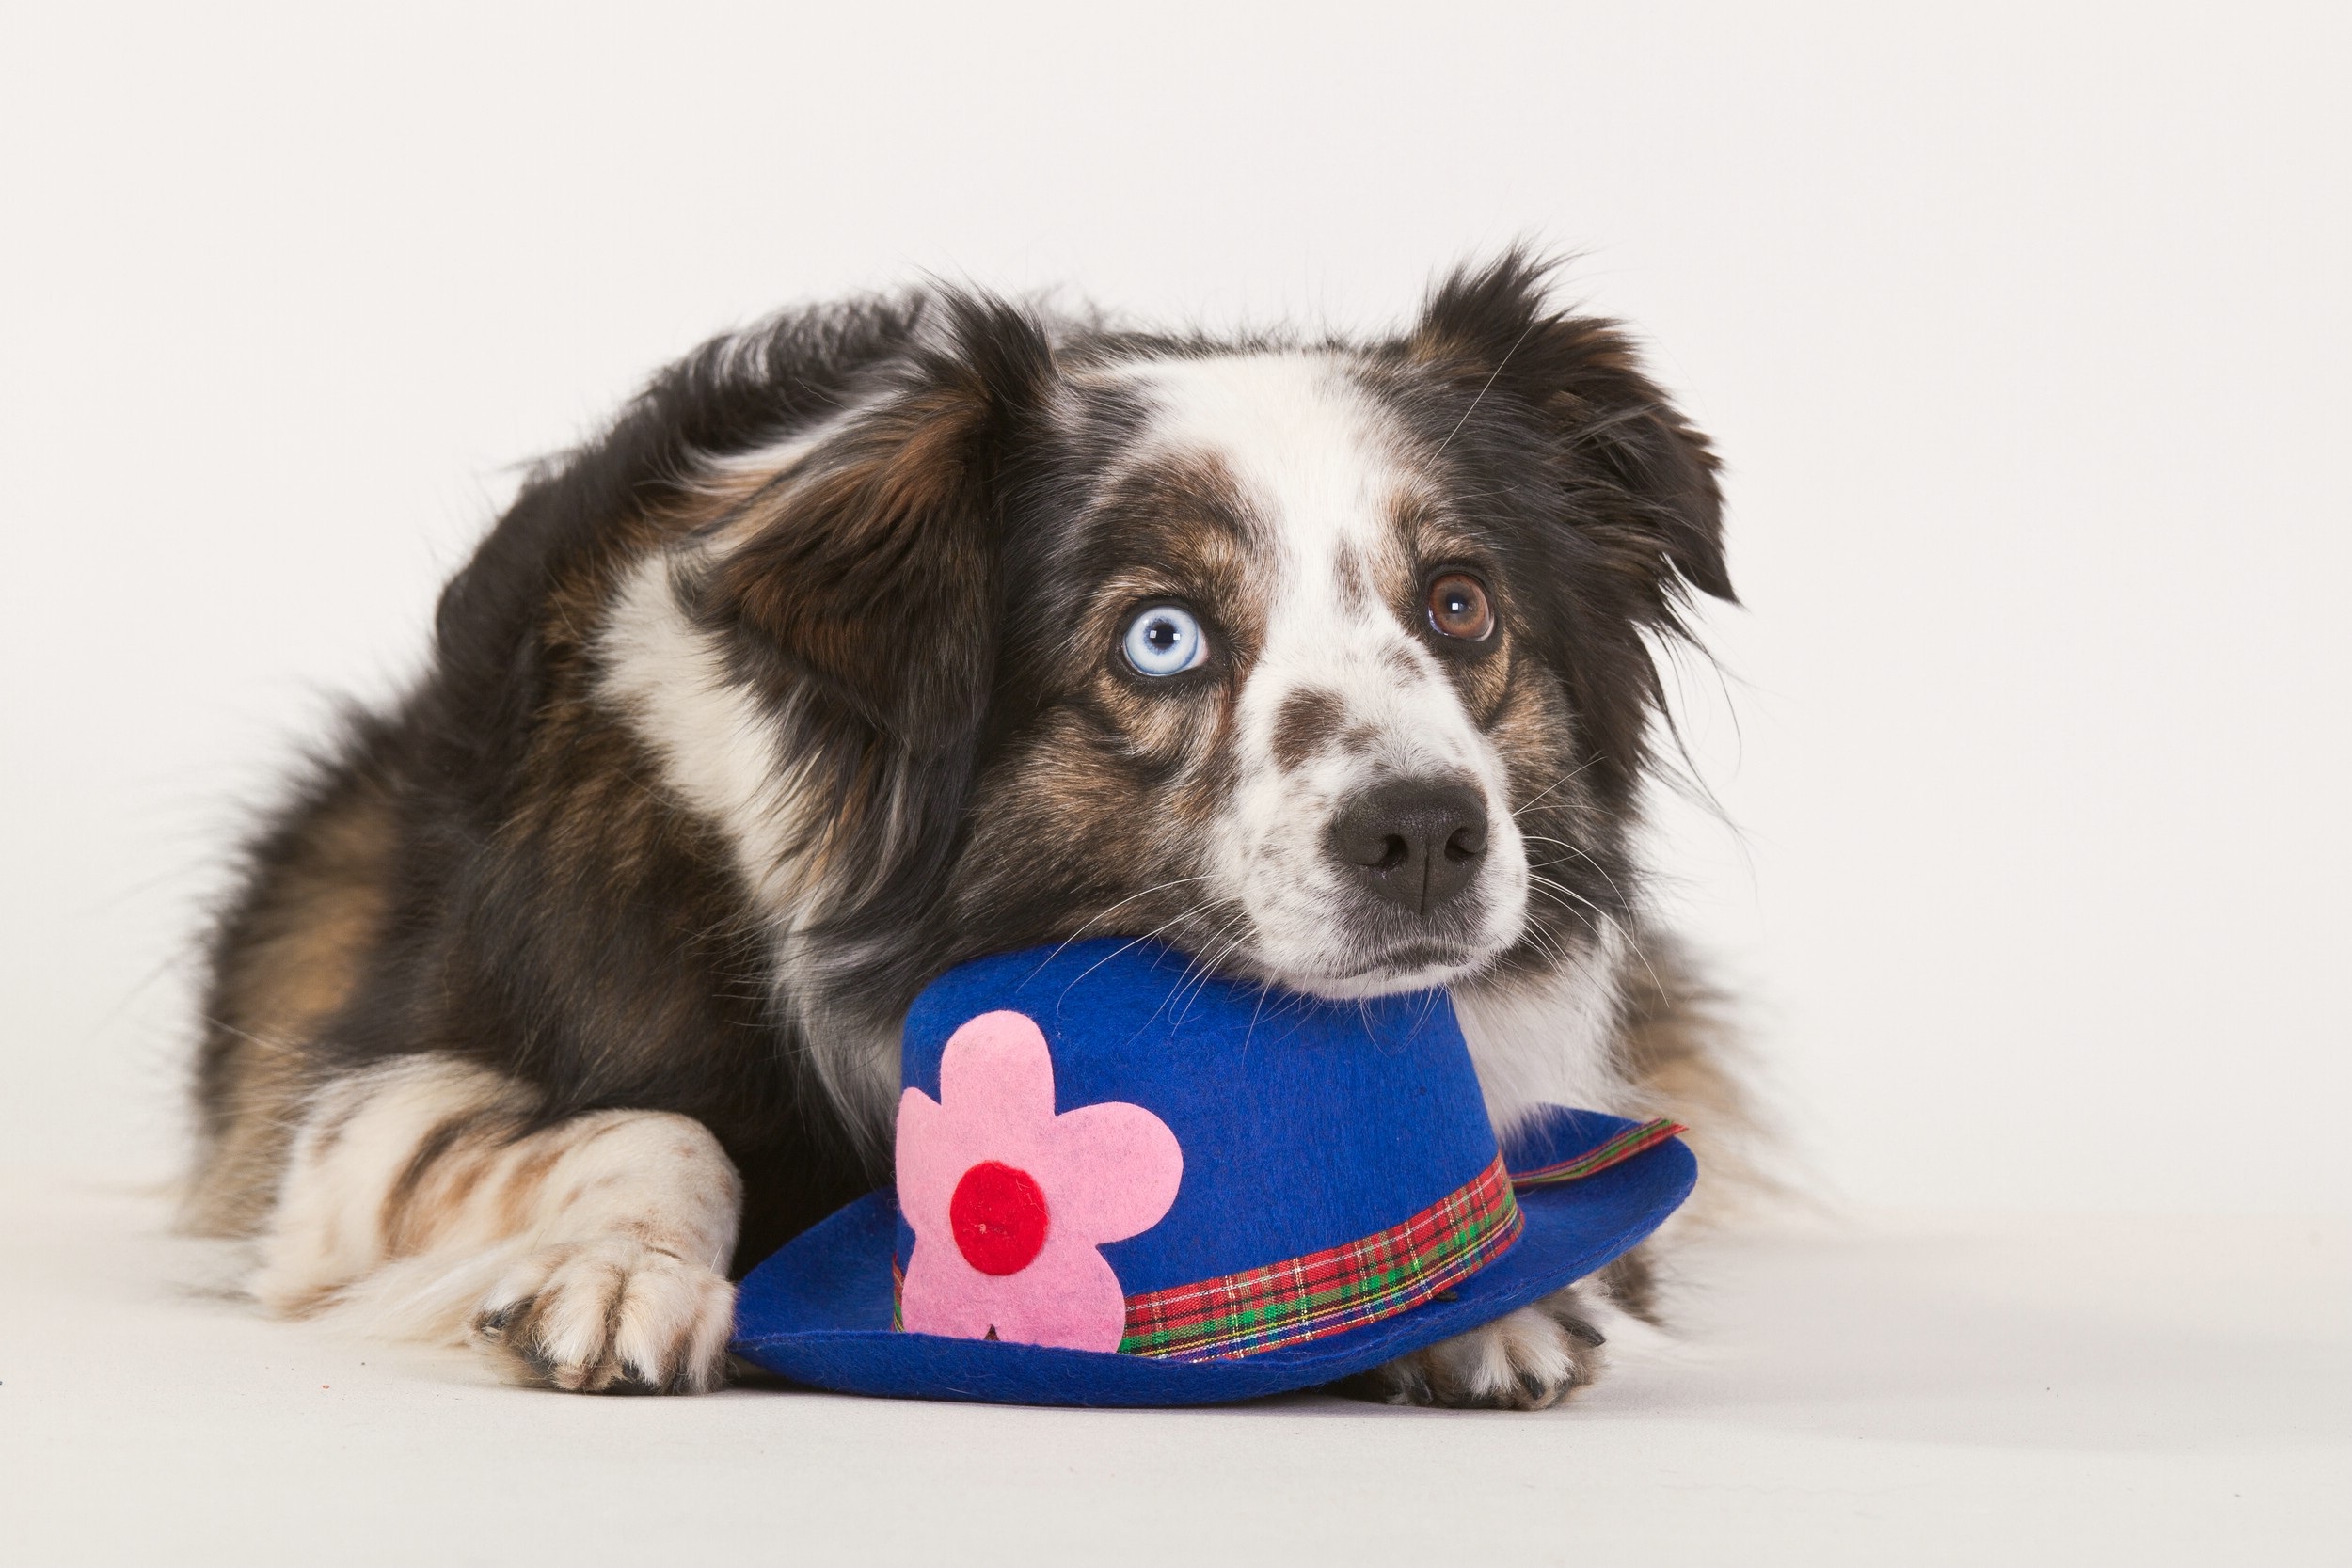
1119;1155;1522;1361
1509;1117;1687;1188
889;1119;1686;1359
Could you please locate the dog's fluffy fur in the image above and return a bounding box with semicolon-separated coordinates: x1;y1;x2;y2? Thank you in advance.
188;254;1743;1405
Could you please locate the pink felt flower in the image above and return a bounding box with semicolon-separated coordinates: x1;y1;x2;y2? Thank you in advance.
896;1009;1183;1351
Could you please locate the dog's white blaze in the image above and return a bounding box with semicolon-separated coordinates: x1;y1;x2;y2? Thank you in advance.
1121;353;1531;993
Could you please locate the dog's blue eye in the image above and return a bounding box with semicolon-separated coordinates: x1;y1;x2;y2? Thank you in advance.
1122;605;1208;677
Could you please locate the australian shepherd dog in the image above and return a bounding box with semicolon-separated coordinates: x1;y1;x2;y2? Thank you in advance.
187;253;1744;1407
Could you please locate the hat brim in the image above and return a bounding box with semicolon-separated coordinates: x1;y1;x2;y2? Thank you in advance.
731;1111;1695;1407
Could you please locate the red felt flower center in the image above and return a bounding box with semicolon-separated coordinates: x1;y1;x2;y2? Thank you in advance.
949;1160;1051;1275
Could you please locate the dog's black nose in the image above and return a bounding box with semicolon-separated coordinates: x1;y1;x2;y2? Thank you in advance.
1327;778;1489;916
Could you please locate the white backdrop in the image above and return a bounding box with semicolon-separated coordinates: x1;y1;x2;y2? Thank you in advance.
4;2;2344;1212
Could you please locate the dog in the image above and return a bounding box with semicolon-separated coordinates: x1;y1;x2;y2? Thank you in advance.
186;252;1743;1407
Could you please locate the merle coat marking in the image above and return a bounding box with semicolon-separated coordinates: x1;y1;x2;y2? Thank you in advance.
191;254;1744;1405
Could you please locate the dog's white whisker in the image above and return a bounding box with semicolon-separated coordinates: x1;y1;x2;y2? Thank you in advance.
1026;875;1219;977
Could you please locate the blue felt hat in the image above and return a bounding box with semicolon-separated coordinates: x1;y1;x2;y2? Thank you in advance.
732;939;1694;1406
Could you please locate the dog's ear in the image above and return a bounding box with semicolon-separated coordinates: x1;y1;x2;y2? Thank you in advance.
1409;252;1733;612
707;294;1054;754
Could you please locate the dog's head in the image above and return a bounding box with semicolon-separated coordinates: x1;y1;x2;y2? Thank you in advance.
699;255;1728;1026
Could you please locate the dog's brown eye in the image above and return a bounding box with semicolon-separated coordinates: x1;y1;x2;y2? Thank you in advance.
1425;573;1494;641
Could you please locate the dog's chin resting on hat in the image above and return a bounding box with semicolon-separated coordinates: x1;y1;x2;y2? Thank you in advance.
186;252;1751;1408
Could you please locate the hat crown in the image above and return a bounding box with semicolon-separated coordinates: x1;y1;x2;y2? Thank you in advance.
898;939;1500;1296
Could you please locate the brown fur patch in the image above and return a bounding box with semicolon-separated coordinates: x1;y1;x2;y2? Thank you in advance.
1332;541;1375;610
1081;454;1266;657
1269;688;1345;769
275;1283;348;1321
185;767;401;1237
1594;1248;1660;1322
950;697;1248;962
497;1142;571;1234
707;334;1042;753
381;1108;520;1259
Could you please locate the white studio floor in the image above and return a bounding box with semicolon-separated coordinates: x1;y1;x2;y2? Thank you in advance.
3;1170;2343;1567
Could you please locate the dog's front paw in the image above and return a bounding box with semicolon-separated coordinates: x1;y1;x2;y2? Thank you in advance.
470;1235;735;1394
1346;1287;1610;1410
